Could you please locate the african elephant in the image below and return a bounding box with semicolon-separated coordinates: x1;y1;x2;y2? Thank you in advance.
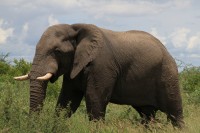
14;23;184;128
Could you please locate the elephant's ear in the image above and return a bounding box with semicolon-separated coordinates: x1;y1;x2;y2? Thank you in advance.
70;24;103;79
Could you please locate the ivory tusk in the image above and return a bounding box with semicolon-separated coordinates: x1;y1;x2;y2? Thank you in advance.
14;74;29;81
36;73;53;81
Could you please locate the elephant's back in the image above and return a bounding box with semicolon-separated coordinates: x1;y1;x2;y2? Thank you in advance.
101;28;166;50
101;28;165;51
100;28;165;75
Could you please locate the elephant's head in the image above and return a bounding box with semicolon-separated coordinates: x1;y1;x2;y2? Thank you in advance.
14;24;103;112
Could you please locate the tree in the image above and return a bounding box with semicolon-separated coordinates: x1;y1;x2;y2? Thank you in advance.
13;59;31;75
0;53;9;63
0;53;10;74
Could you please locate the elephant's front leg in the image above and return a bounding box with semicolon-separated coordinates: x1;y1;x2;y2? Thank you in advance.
85;70;116;121
56;75;84;117
85;94;107;120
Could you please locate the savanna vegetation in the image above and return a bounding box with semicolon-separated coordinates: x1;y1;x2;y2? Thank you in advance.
0;53;200;133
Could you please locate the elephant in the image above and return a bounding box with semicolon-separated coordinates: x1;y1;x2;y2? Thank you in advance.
14;23;184;128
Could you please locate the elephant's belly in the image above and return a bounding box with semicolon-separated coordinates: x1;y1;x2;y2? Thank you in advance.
110;78;158;107
110;93;157;107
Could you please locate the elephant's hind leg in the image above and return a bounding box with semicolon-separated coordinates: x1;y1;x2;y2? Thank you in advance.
133;105;157;126
158;61;184;128
167;113;184;128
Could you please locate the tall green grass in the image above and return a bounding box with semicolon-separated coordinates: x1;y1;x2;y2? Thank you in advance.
0;56;200;132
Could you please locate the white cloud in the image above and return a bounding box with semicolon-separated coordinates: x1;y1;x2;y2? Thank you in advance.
0;21;34;60
18;23;29;42
187;32;200;50
48;15;59;26
48;0;79;8
0;0;192;20
169;28;200;52
0;0;78;7
0;0;25;6
173;0;191;8
75;0;192;18
0;19;14;44
170;28;190;48
189;54;200;58
23;23;29;32
81;0;167;17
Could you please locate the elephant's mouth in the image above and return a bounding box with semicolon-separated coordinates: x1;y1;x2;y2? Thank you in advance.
49;74;58;83
49;69;65;83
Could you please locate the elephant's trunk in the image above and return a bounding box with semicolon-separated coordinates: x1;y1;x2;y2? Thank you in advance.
28;54;50;112
30;79;48;112
28;52;59;112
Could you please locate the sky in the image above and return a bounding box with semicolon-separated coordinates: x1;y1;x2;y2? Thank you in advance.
0;0;200;67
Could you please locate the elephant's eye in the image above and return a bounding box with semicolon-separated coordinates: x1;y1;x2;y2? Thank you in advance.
70;39;76;46
54;48;62;56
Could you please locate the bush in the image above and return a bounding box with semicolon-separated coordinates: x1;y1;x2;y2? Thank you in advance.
0;61;11;75
0;53;31;76
180;66;200;104
46;77;62;99
12;59;31;76
0;53;11;75
0;54;31;83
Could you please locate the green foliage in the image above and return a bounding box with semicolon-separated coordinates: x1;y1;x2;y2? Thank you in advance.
0;53;9;63
0;61;11;75
0;53;11;75
46;78;62;99
180;66;200;104
0;53;31;83
0;53;31;75
12;59;31;75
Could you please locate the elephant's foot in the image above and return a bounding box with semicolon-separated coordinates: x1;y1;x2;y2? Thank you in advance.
140;115;157;128
88;111;106;121
168;114;185;129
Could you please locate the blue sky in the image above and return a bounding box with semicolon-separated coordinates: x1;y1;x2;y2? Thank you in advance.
0;0;200;67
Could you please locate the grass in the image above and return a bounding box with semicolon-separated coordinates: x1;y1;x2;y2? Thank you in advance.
0;60;200;132
0;78;200;133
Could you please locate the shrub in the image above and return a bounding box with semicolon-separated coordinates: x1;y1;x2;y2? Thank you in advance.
46;77;62;99
11;59;31;76
0;61;11;75
0;53;11;75
180;66;200;104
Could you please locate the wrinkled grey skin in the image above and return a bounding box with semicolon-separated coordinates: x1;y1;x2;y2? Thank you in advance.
28;24;184;128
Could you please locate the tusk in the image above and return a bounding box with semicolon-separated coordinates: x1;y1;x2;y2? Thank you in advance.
36;73;53;81
14;74;29;81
